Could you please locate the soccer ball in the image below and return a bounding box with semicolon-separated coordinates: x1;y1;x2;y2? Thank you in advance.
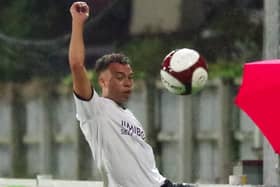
160;48;208;95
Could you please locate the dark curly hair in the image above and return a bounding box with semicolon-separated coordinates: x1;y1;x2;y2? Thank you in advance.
95;53;130;77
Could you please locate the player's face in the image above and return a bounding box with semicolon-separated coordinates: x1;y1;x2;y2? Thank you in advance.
101;63;134;104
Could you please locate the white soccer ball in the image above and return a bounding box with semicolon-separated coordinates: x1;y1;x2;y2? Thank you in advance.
160;48;208;95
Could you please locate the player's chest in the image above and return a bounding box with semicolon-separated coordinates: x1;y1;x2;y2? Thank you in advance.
107;109;146;141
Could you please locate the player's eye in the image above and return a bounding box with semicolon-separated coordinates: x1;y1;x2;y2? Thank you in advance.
115;73;125;80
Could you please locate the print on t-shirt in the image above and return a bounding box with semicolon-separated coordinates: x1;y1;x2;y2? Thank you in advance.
121;120;145;140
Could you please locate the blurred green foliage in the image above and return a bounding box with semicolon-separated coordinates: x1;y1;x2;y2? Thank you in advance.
0;0;261;83
208;59;243;79
0;0;70;82
119;37;170;79
0;0;70;38
118;37;246;81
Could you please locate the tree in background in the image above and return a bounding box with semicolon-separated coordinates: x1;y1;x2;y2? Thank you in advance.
0;0;69;81
0;0;130;81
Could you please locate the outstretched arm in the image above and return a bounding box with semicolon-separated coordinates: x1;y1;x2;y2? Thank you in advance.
69;1;92;100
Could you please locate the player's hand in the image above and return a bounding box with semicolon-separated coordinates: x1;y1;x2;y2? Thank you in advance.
70;1;90;24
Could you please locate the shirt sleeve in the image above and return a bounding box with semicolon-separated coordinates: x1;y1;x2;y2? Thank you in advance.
73;89;103;122
73;89;104;164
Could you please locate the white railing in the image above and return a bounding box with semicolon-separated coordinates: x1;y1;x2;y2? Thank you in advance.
0;178;104;187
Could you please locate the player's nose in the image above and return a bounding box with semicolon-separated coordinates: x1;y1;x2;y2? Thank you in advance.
123;77;133;87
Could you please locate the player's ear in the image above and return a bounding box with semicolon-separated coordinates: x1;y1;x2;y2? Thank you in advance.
99;69;111;88
98;72;108;88
98;75;105;88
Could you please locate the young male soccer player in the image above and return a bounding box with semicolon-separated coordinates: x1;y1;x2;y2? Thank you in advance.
69;1;193;187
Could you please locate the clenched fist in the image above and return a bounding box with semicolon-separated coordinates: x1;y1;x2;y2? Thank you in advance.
70;1;90;24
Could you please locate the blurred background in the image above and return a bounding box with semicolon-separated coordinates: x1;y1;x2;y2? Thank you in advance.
0;0;265;184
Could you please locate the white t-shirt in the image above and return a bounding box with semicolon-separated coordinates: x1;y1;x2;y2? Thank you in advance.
74;90;166;187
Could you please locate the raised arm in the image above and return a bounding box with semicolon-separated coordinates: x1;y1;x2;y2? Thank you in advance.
69;1;92;100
